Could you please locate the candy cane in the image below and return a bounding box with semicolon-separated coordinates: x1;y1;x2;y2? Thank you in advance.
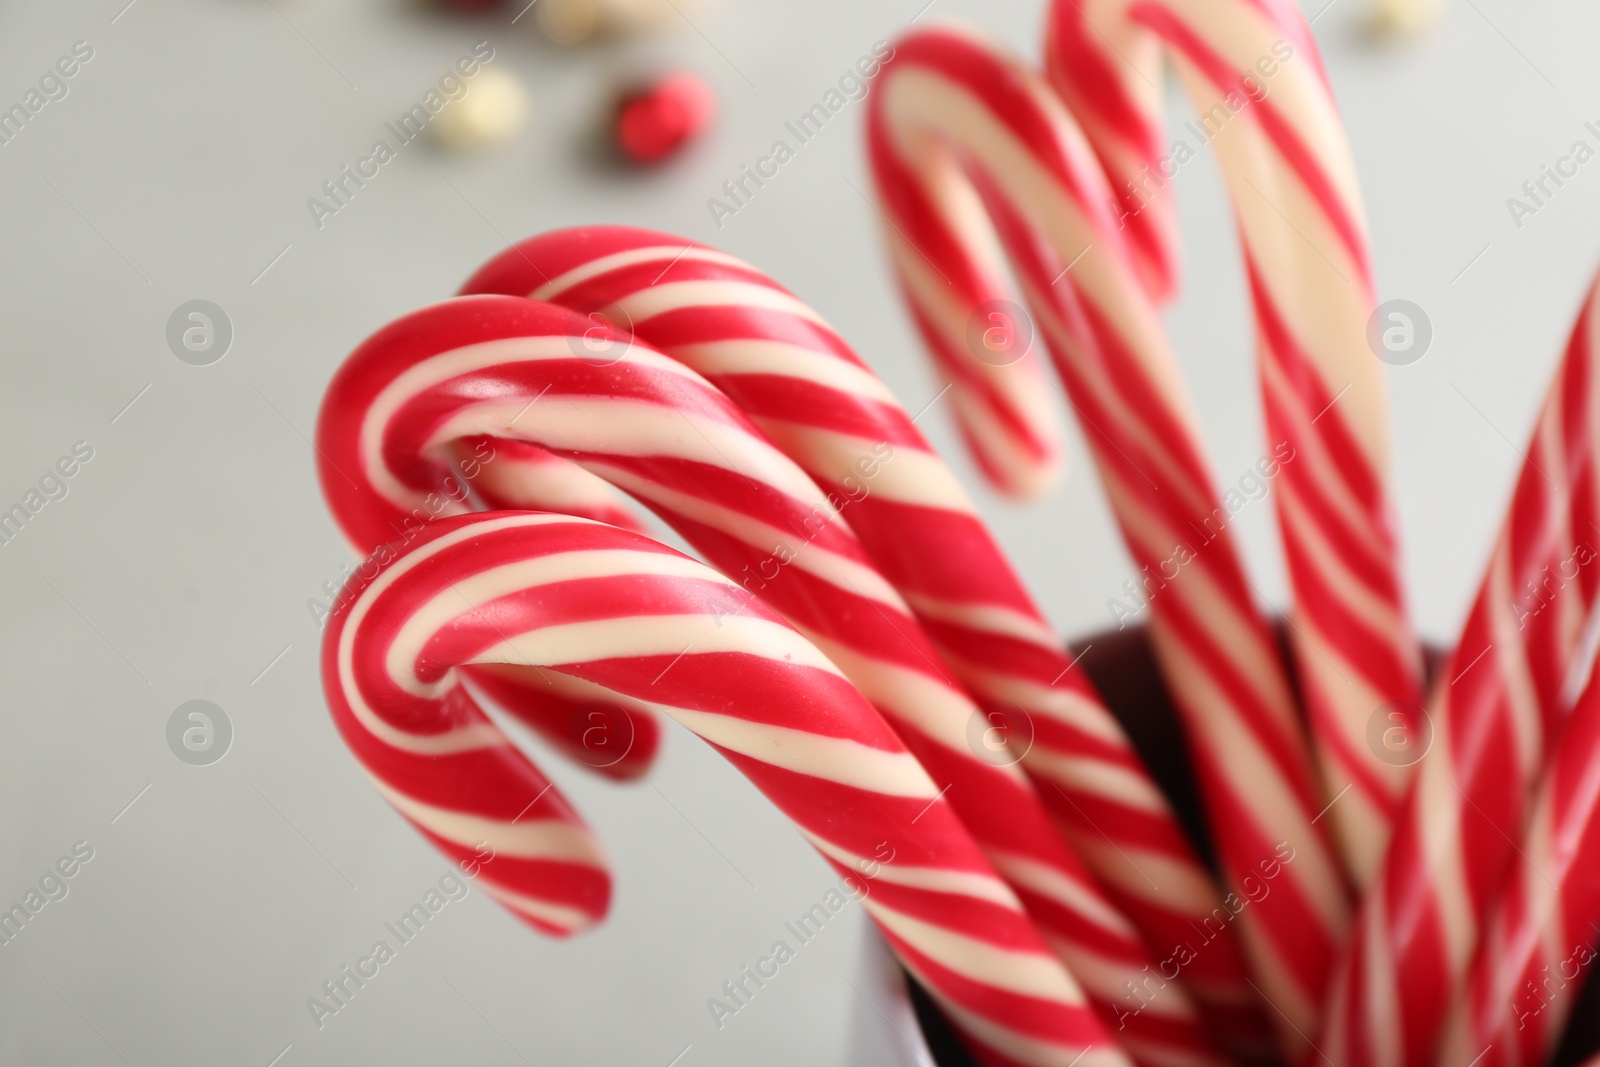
320;516;611;937
1045;0;1427;888
869;23;1347;1046
453;435;666;779
461;225;1274;1062
1436;660;1600;1067
323;509;1124;1067
1319;275;1600;1067
323;425;661;783
317;292;1229;1067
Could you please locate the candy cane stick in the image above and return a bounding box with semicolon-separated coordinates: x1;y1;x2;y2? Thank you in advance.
462;225;1274;1062
316;294;1225;1067
869;23;1346;1046
1319;275;1600;1067
1436;660;1600;1067
1044;0;1425;887
324;509;1125;1067
321;517;612;937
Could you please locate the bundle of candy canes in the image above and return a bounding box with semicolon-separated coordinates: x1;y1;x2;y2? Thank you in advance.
312;3;1600;1066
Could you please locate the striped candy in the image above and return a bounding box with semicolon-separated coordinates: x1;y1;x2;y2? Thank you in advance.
1044;0;1426;889
320;511;613;936
316;292;1224;1067
465;437;651;535
461;225;1273;1062
322;425;660;784
1320;275;1600;1067
871;0;1427;896
321;509;1125;1067
869;21;1348;1049
447;436;665;779
1437;661;1600;1067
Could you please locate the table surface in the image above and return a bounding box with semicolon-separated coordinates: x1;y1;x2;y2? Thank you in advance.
3;0;1598;1063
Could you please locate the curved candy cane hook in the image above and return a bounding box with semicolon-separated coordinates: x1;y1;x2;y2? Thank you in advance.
324;507;1129;1067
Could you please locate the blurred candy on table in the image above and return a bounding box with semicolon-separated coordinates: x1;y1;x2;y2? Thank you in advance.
430;66;529;149
615;72;713;164
535;0;720;44
535;0;603;44
1368;0;1445;35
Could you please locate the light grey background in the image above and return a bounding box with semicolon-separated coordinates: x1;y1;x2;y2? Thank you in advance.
1;0;1596;1063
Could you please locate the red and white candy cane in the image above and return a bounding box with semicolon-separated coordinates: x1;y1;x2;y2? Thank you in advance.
1320;275;1600;1067
1056;0;1433;889
1437;661;1600;1067
316;294;1224;1067
462;225;1273;1060
321;514;612;936
323;509;1125;1067
869;22;1347;1046
324;424;661;783
451;435;665;780
875;0;1428;890
1046;0;1427;886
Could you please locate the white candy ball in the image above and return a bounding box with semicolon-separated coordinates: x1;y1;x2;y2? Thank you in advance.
1369;0;1446;36
432;67;529;150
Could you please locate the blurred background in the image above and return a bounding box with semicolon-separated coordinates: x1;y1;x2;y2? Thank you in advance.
2;0;1598;1062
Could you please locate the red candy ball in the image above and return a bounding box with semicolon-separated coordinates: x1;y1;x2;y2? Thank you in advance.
616;72;715;164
